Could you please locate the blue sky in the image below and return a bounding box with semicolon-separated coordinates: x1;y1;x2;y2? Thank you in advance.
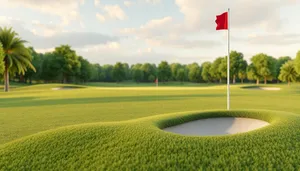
0;0;300;65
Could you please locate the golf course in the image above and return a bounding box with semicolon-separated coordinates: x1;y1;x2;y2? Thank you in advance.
1;1;300;169
1;83;300;170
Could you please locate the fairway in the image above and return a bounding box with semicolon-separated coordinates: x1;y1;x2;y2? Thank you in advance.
1;83;300;170
0;83;298;145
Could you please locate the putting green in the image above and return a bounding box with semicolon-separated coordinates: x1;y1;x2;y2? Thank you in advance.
1;110;300;170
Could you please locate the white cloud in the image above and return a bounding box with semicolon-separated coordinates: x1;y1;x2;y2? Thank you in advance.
124;1;133;7
96;4;127;22
94;0;101;7
35;48;55;53
1;0;82;26
80;0;85;5
30;20;63;37
145;0;161;4
96;13;106;22
120;16;220;49
174;0;296;32
247;33;300;45
81;42;121;52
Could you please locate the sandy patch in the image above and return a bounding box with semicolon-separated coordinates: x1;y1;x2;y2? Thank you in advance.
163;117;269;136
259;87;281;91
243;87;281;91
51;87;75;90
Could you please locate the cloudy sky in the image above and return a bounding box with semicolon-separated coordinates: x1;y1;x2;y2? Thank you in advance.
0;0;300;65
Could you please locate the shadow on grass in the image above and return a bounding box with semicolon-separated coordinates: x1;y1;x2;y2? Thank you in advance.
0;94;225;108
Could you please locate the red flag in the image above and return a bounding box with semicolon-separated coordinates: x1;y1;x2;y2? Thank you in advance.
215;12;228;30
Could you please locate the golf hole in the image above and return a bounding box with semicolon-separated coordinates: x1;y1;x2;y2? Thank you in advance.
163;117;270;136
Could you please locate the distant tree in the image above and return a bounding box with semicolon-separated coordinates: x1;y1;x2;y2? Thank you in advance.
247;63;261;84
25;47;43;84
40;52;63;82
158;61;171;83
216;58;227;81
77;56;92;83
177;68;186;83
170;63;181;81
238;60;248;84
251;53;275;84
201;62;212;82
123;63;130;80
102;64;114;82
230;51;245;84
295;51;300;75
210;57;223;83
90;64;100;81
279;60;298;86
142;63;157;82
0;27;35;92
275;56;291;82
187;63;201;82
112;62;126;82
53;45;80;83
132;64;144;82
0;43;4;75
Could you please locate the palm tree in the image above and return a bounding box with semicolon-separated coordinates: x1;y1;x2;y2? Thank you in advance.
0;43;4;74
279;61;298;86
0;27;35;92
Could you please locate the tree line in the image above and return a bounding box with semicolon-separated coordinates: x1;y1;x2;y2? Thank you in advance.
1;27;300;92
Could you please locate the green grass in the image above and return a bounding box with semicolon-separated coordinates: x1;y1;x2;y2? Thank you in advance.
1;83;300;169
1;110;300;170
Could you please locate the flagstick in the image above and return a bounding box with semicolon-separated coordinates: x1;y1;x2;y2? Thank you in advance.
227;8;230;110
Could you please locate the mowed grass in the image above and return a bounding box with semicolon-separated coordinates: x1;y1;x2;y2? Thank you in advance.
1;83;300;169
0;83;300;145
2;110;300;170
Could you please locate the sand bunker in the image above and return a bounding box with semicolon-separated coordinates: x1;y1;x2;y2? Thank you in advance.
258;87;281;91
163;117;269;136
243;87;281;91
52;87;76;90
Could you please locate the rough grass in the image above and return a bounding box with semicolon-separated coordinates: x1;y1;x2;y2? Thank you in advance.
1;110;300;170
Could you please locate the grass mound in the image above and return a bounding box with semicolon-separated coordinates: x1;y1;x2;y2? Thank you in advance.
1;110;300;170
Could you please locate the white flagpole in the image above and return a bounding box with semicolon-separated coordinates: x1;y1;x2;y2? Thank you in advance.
227;8;230;110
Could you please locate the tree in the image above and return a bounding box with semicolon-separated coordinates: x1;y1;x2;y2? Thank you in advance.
0;43;4;75
230;51;245;84
0;27;35;92
40;52;63;82
53;45;80;83
275;56;291;82
112;62;126;82
279;60;298;86
177;68;186;83
90;64;104;81
102;64;114;82
141;63;157;82
295;51;300;75
131;64;144;83
24;47;43;84
170;63;181;81
158;61;171;83
247;63;261;84
77;56;92;83
238;60;248;84
251;53;275;84
201;62;212;82
210;57;223;83
187;63;201;82
123;63;130;80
